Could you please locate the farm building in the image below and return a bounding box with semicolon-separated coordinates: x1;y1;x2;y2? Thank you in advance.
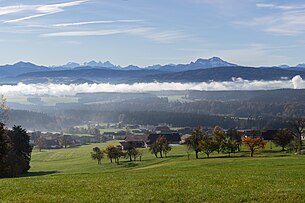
120;134;149;150
147;133;181;145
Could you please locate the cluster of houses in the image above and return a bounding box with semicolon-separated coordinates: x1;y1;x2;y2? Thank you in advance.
29;124;305;150
29;131;105;149
120;126;183;150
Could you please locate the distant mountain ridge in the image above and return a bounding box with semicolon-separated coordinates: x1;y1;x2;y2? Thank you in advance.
13;66;305;85
0;62;49;78
1;57;305;84
58;57;237;72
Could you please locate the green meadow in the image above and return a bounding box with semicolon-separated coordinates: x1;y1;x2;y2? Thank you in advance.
0;142;305;203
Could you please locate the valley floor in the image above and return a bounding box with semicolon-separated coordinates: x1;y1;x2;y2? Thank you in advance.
0;142;305;203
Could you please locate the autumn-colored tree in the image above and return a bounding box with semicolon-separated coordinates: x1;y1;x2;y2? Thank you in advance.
185;127;205;159
243;136;267;157
273;129;295;151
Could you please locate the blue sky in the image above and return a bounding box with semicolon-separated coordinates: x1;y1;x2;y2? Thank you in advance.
0;0;305;67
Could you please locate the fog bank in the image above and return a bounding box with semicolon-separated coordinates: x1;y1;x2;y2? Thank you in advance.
0;76;304;96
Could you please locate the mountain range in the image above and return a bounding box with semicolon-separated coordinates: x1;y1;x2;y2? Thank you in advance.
0;57;305;84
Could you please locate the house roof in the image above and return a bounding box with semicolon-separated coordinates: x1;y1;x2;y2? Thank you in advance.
120;141;145;149
148;133;181;144
261;130;278;140
153;126;171;133
44;139;60;146
125;134;149;142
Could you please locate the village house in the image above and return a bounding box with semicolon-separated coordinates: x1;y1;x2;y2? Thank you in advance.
147;133;181;146
120;134;149;150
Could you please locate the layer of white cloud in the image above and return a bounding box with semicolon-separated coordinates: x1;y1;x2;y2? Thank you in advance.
0;76;303;96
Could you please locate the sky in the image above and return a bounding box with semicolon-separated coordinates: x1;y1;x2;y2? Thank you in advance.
0;0;305;67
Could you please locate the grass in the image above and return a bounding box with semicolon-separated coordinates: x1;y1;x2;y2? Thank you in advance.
0;142;305;203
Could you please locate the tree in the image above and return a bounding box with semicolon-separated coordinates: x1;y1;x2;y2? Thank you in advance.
199;136;217;158
162;145;172;158
125;142;136;161
155;136;171;158
35;136;46;152
0;123;33;178
287;138;299;153
8;126;33;174
273;129;295;151
0;123;9;177
226;129;242;152
243;136;267;157
138;150;143;161
290;118;305;153
149;143;159;158
104;145;116;163
221;138;238;157
91;147;104;165
104;145;124;164
213;126;225;153
131;148;140;161
59;135;72;148
185;127;205;159
185;144;192;160
113;147;124;164
149;136;171;158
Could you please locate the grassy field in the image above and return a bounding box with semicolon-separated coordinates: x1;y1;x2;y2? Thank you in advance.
0;142;305;203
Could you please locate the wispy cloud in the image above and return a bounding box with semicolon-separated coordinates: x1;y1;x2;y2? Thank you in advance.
256;4;275;9
0;5;34;16
2;0;88;23
256;3;305;11
236;3;305;36
53;20;143;27
41;28;150;37
41;27;186;43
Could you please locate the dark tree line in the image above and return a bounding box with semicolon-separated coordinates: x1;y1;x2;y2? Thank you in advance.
0;123;32;178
